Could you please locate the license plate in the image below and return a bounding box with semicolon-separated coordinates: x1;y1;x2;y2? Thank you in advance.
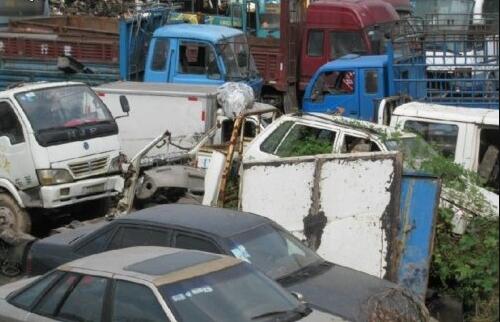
84;183;105;195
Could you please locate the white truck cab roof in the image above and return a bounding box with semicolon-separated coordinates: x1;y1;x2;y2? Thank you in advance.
393;102;499;126
0;82;84;98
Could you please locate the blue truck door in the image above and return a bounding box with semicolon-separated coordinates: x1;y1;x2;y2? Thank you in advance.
303;69;360;117
359;68;385;122
171;39;225;86
396;173;441;300
144;38;171;83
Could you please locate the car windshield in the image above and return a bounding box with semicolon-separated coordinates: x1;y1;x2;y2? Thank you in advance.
15;85;117;146
218;35;257;80
228;224;323;280
161;263;306;322
385;136;440;170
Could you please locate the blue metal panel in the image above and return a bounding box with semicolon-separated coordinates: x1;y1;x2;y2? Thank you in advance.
397;173;441;300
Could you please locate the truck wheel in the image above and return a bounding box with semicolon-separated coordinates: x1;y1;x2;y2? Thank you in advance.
0;193;31;234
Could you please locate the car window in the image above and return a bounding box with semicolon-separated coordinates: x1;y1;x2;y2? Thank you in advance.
365;70;379;94
275;124;336;157
9;271;62;310
179;41;219;78
260;121;294;154
478;128;499;193
36;273;79;316
77;227;116;256
307;30;324;57
0;101;25;145
311;71;356;102
108;226;170;250
111;280;169;322
58;275;108;322
404;121;459;158
152;38;170;71
174;233;221;254
341;134;381;153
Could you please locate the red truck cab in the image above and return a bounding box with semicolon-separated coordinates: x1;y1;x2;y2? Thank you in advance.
299;0;400;90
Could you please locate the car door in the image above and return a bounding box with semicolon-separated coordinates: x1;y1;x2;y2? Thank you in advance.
0;100;38;190
106;224;172;251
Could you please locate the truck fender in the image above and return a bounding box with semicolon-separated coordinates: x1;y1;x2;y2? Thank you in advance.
0;179;25;208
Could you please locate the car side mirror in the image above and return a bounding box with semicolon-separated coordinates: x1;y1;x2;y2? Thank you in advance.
291;292;305;302
0;136;11;147
119;95;130;114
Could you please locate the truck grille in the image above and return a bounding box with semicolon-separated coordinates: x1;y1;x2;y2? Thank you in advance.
69;157;109;178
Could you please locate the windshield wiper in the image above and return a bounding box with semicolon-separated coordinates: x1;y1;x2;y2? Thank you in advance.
251;305;311;320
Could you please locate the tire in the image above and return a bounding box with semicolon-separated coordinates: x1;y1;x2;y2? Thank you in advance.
0;193;31;234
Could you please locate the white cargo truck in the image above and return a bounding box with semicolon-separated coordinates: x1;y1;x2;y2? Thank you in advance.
0;82;126;237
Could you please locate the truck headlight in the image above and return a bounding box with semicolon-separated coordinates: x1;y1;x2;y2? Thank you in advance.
36;169;74;186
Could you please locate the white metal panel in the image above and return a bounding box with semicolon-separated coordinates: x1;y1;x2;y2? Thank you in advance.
241;153;400;278
241;160;316;235
318;158;396;278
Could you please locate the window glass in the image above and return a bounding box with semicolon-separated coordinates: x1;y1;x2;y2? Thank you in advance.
9;271;62;309
478;128;499;193
112;281;168;322
58;275;108;322
307;30;324;57
341;135;381;153
152;39;170;71
275;124;336;157
108;226;170;250
260;121;294;154
311;71;355;102
179;42;220;78
0;102;25;145
36;273;79;316
365;70;379;94
77;228;115;256
404;121;459;158
330;31;367;59
175;234;220;254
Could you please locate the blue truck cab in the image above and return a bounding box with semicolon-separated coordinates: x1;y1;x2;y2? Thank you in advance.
303;53;425;122
140;24;263;96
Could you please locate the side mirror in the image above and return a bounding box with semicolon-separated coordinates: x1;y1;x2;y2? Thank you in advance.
119;95;130;114
291;292;305;302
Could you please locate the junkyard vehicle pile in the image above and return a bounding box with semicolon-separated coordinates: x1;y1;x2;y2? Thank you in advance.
0;0;498;321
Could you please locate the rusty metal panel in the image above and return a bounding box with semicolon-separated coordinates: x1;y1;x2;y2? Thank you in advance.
396;173;441;300
241;152;403;280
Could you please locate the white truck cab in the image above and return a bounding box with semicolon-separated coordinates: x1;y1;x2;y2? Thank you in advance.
390;102;499;192
0;82;124;234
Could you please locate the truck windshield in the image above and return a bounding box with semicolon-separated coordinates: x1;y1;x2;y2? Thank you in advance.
218;35;257;80
161;263;306;322
228;224;323;280
330;31;368;59
15;85;117;147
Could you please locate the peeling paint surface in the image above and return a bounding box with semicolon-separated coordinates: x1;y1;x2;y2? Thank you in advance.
241;153;400;279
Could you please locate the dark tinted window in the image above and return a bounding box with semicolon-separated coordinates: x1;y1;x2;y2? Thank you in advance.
58;275;108;322
0;101;25;145
307;30;324;57
365;70;379;94
175;234;221;254
111;281;168;322
260;121;294;154
77;227;115;256
108;226;170;250
9;271;62;309
478;128;499;193
404;121;459;158
36;273;79;316
152;38;170;71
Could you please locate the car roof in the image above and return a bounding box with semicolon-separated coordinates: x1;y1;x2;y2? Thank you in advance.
60;246;240;286
393;102;500;126
119;204;272;238
286;113;415;139
153;23;243;43
319;55;389;70
0;82;85;97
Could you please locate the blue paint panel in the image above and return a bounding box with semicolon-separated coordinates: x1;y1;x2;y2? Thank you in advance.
397;173;441;300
